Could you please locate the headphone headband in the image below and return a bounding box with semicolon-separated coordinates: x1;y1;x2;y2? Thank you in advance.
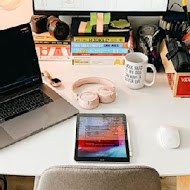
72;77;115;92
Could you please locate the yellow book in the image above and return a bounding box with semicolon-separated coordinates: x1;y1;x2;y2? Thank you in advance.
33;32;70;43
73;36;125;43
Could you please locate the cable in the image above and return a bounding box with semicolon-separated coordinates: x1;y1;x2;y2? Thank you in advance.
170;2;189;23
0;175;7;190
169;2;183;10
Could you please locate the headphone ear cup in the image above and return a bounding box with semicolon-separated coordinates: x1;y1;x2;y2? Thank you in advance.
78;92;100;109
97;87;116;103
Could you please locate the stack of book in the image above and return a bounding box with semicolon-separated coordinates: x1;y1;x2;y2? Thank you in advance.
32;32;71;61
71;17;132;65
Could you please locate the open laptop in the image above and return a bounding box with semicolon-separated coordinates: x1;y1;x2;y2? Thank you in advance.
0;23;78;149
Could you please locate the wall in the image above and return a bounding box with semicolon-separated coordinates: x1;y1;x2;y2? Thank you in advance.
0;0;190;30
0;0;33;30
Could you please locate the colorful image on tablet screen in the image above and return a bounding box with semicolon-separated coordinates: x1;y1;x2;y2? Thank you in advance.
77;116;128;158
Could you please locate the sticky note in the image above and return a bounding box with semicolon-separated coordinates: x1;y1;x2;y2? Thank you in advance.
90;12;97;26
85;21;92;33
104;12;111;24
96;13;104;34
110;19;130;29
78;21;87;34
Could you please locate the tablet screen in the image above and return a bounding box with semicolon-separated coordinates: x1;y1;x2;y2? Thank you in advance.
75;114;129;162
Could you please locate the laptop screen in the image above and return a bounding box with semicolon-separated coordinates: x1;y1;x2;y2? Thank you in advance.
0;23;42;96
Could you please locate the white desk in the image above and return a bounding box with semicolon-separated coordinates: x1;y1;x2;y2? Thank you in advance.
0;61;190;177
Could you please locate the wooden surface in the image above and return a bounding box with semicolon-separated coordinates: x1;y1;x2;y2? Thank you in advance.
0;175;177;190
0;176;34;190
161;177;176;190
177;176;190;190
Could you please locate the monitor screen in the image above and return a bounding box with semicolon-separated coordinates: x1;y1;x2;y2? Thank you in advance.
33;0;168;15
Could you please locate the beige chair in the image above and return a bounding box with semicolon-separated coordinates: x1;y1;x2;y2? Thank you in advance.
36;165;161;190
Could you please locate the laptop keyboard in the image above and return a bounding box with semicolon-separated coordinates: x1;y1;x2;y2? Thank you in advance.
0;89;53;123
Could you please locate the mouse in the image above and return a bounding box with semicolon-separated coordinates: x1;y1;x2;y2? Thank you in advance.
159;125;180;149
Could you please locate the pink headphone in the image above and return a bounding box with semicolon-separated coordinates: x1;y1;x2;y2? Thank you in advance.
72;77;116;110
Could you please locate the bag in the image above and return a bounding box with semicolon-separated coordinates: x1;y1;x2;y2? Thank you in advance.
166;39;190;72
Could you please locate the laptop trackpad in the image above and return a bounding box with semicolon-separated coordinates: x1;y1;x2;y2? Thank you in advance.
1;110;48;140
0;127;14;148
1;99;78;141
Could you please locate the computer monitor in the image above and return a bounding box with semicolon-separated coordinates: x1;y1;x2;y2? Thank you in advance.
33;0;169;16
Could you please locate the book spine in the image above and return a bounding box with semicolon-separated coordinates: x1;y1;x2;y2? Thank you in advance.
35;45;71;60
33;35;70;42
72;56;125;65
71;42;128;48
35;44;70;48
72;53;127;56
35;41;70;45
73;36;125;42
71;47;129;54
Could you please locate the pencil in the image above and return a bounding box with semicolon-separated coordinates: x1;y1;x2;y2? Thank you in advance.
182;0;189;23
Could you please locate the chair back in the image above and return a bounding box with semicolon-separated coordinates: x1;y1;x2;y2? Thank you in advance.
37;165;161;190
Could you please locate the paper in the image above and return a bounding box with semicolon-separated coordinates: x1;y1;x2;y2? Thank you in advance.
104;13;111;25
96;13;103;34
85;21;93;33
110;19;130;29
90;12;97;26
78;21;87;34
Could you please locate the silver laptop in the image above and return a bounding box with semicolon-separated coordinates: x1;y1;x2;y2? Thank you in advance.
0;23;78;149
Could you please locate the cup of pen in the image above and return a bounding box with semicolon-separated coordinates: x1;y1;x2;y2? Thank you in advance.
124;52;156;89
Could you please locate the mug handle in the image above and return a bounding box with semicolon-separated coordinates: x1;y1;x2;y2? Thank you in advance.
144;64;156;87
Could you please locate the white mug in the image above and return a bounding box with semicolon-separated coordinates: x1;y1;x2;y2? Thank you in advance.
124;52;156;89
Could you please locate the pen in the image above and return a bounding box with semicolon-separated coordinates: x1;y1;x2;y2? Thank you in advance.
127;121;133;157
182;0;189;23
